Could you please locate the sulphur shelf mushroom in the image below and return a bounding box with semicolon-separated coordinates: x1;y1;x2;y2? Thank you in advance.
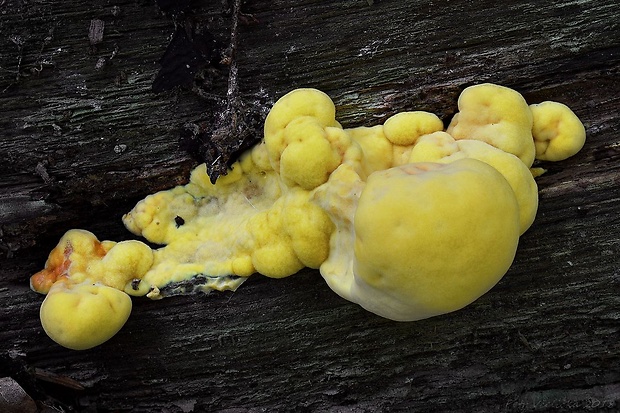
40;281;132;350
31;83;586;349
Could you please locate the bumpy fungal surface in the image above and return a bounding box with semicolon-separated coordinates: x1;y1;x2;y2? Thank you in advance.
317;159;521;321
31;83;586;349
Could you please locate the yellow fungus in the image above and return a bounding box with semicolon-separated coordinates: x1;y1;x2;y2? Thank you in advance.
319;159;520;321
447;83;536;166
530;101;586;161
40;281;132;350
30;84;586;349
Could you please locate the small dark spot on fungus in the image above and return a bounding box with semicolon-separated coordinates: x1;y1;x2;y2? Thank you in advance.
175;216;185;227
131;279;141;290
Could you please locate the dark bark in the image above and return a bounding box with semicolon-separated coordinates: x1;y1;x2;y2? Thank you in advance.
1;0;619;412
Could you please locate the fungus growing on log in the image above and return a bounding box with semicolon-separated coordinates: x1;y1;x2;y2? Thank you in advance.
30;83;586;349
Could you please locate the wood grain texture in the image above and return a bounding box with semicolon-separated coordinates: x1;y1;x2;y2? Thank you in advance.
1;0;619;411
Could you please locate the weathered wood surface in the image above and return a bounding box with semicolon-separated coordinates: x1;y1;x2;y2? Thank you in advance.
1;0;619;411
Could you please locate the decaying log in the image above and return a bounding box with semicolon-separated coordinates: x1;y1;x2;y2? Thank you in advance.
1;0;619;411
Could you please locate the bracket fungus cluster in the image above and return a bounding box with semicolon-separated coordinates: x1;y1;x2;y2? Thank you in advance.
31;83;586;349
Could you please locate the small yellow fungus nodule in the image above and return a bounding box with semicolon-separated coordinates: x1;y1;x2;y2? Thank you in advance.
31;83;586;349
40;281;132;350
